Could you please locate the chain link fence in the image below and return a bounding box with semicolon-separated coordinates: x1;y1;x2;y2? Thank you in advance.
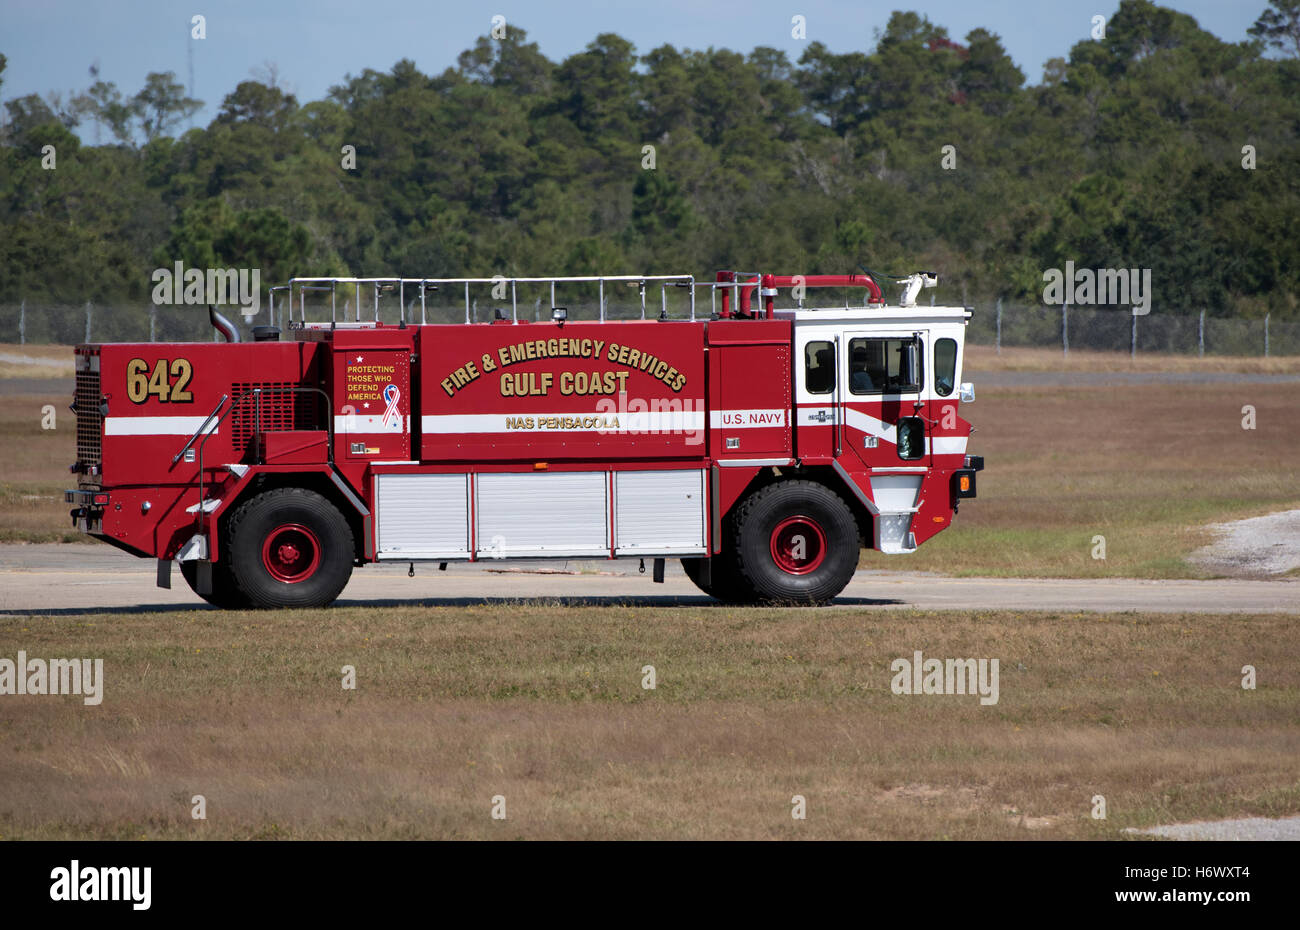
2;299;1298;357
966;302;1300;357
0;302;221;345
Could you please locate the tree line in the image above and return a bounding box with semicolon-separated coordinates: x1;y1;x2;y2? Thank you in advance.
1;0;1298;324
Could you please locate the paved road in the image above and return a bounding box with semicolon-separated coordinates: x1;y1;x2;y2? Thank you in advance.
0;377;70;395
1127;816;1300;841
0;544;1295;614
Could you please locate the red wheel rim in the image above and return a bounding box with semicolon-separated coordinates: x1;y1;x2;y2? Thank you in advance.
260;523;321;583
769;515;827;575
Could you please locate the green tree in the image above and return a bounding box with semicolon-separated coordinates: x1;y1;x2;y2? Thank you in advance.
132;72;202;142
1250;1;1300;56
2;2;1299;327
957;29;1024;115
215;81;298;129
457;26;554;97
73;81;134;144
155;199;312;289
553;34;638;145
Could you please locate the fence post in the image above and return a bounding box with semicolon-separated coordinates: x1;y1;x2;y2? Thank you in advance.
1198;308;1204;358
150;306;156;342
1130;311;1137;360
18;300;25;345
1264;313;1269;357
1062;301;1069;357
996;297;1002;355
85;301;92;343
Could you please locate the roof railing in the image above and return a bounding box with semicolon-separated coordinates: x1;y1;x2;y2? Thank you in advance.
267;270;928;327
270;274;697;328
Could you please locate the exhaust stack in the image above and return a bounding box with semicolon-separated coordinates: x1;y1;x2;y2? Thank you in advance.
209;306;241;343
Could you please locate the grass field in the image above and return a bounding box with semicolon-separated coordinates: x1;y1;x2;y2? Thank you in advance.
0;382;80;543
0;343;73;380
2;343;1298;574
1;604;1295;840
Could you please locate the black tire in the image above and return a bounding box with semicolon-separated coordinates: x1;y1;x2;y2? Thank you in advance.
680;553;755;604
731;480;859;605
226;488;355;609
180;559;252;610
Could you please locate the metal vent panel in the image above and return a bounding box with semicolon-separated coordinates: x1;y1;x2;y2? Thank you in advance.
74;368;102;465
375;473;470;559
476;472;608;557
614;470;707;554
229;382;316;451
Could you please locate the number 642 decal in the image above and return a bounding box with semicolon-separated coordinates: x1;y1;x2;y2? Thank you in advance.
126;358;194;403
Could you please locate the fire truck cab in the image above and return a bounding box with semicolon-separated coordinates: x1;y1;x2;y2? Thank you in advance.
66;270;982;608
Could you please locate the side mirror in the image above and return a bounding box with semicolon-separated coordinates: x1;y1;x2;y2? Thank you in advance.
959;382;975;403
905;338;920;387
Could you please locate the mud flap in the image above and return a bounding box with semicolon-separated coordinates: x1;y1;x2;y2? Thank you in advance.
653;558;665;584
156;559;172;589
195;561;213;596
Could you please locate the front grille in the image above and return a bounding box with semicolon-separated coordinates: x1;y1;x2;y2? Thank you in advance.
229;382;318;454
75;367;102;465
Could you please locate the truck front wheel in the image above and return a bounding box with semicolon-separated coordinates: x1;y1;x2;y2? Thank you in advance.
226;488;355;609
732;480;859;604
180;560;252;610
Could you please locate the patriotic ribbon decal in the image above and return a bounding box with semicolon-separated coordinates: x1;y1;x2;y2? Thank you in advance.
381;383;401;429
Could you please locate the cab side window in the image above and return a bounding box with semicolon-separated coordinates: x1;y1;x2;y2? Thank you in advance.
848;337;921;394
934;338;957;397
804;341;835;394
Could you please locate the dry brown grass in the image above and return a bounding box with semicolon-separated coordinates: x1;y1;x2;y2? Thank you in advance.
0;391;78;542
0;343;74;379
0;604;1295;840
966;344;1300;373
0;343;70;360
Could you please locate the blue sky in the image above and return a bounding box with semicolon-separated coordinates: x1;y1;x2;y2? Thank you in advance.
1;0;1263;133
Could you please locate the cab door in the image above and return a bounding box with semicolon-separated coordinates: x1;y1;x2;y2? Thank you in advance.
840;330;928;470
793;330;839;460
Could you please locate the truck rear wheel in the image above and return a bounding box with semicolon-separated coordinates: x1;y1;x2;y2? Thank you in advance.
180;560;252;610
226;488;355;609
732;480;859;605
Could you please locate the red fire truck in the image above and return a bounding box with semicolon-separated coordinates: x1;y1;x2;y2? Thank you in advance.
66;270;982;608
